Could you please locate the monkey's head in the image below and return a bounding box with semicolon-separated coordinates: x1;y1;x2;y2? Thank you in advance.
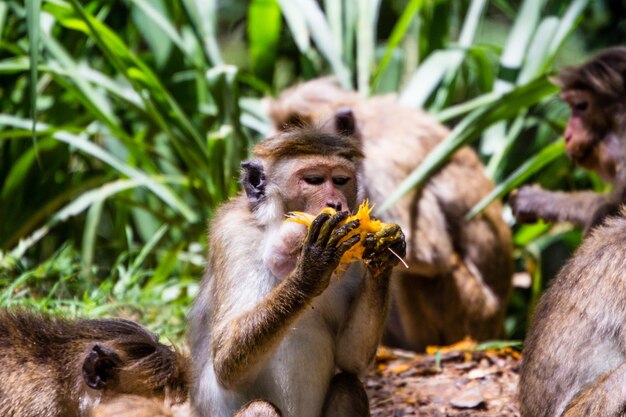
241;128;364;224
266;77;360;137
81;319;189;404
553;47;626;181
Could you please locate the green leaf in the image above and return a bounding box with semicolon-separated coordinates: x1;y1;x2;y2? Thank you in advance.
130;0;175;67
26;0;41;144
0;115;197;223
277;0;311;53
372;0;424;87
378;77;559;214
180;0;223;65
289;0;351;88
248;0;282;82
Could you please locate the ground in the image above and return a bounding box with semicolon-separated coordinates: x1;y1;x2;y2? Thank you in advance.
367;339;521;416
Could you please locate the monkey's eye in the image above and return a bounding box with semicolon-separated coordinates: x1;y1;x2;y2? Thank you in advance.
304;176;324;185
332;177;350;186
573;101;588;112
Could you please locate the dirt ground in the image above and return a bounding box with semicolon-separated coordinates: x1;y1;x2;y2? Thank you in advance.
367;340;521;416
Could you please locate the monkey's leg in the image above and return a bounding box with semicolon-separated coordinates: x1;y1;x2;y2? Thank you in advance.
234;400;282;417
562;362;626;417
321;372;370;417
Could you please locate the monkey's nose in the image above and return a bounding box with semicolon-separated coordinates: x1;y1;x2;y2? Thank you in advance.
327;202;342;211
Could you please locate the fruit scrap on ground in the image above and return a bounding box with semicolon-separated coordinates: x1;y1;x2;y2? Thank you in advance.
286;201;391;265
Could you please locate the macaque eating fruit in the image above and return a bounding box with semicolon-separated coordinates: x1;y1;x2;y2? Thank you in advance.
511;47;626;233
0;309;189;417
189;127;406;417
267;78;513;351
518;208;626;417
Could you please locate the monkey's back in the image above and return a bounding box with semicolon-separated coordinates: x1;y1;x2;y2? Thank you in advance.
353;96;513;346
519;213;626;417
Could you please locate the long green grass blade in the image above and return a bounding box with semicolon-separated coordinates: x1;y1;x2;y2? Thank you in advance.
248;0;281;81
467;140;565;219
400;0;486;108
9;179;143;258
399;49;463;108
356;0;375;94
130;0;190;63
26;0;41;143
52;0;207;162
547;0;589;59
0;115;197;222
324;0;343;58
481;0;545;156
277;0;311;53
0;2;8;43
292;0;351;88
81;200;104;269
42;35;120;130
180;0;223;65
372;0;424;87
378;77;558;213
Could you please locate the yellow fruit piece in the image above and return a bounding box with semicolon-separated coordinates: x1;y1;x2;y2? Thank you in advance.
286;201;388;265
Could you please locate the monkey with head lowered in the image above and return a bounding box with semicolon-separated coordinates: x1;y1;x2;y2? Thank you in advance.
0;309;189;417
518;207;626;417
188;126;406;417
511;47;626;233
266;79;513;351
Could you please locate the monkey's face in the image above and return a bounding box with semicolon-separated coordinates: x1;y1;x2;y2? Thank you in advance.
561;89;622;181
272;155;358;215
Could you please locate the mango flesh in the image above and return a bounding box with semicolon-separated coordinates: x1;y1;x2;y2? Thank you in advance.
286;201;389;265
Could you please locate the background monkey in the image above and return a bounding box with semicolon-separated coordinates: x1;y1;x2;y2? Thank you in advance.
266;79;513;351
188;127;406;417
0;309;189;417
518;208;626;417
511;47;626;233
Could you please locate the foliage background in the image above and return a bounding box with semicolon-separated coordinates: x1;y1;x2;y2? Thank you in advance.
1;0;623;342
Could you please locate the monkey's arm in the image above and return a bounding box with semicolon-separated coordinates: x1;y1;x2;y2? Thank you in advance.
336;226;406;374
211;213;360;389
510;185;608;227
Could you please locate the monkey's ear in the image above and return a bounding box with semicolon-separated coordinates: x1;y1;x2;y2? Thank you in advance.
241;160;266;205
335;108;356;136
82;344;122;390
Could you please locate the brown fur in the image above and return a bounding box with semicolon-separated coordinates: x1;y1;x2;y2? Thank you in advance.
0;309;188;417
253;128;363;162
267;78;513;350
512;47;626;232
519;208;626;417
91;395;194;417
189;128;405;417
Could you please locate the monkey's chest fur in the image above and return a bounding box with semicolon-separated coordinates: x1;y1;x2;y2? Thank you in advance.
248;264;365;416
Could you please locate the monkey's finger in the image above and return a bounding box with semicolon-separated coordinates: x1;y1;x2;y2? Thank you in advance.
373;224;402;240
307;212;332;244
317;211;349;245
336;234;361;258
328;219;360;247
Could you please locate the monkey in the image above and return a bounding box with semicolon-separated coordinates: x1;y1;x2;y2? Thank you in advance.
518;207;626;417
188;127;406;417
510;47;626;233
265;78;513;351
0;308;189;417
91;395;194;417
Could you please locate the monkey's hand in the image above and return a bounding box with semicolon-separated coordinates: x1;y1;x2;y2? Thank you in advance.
509;185;545;223
293;211;361;298
362;224;406;278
